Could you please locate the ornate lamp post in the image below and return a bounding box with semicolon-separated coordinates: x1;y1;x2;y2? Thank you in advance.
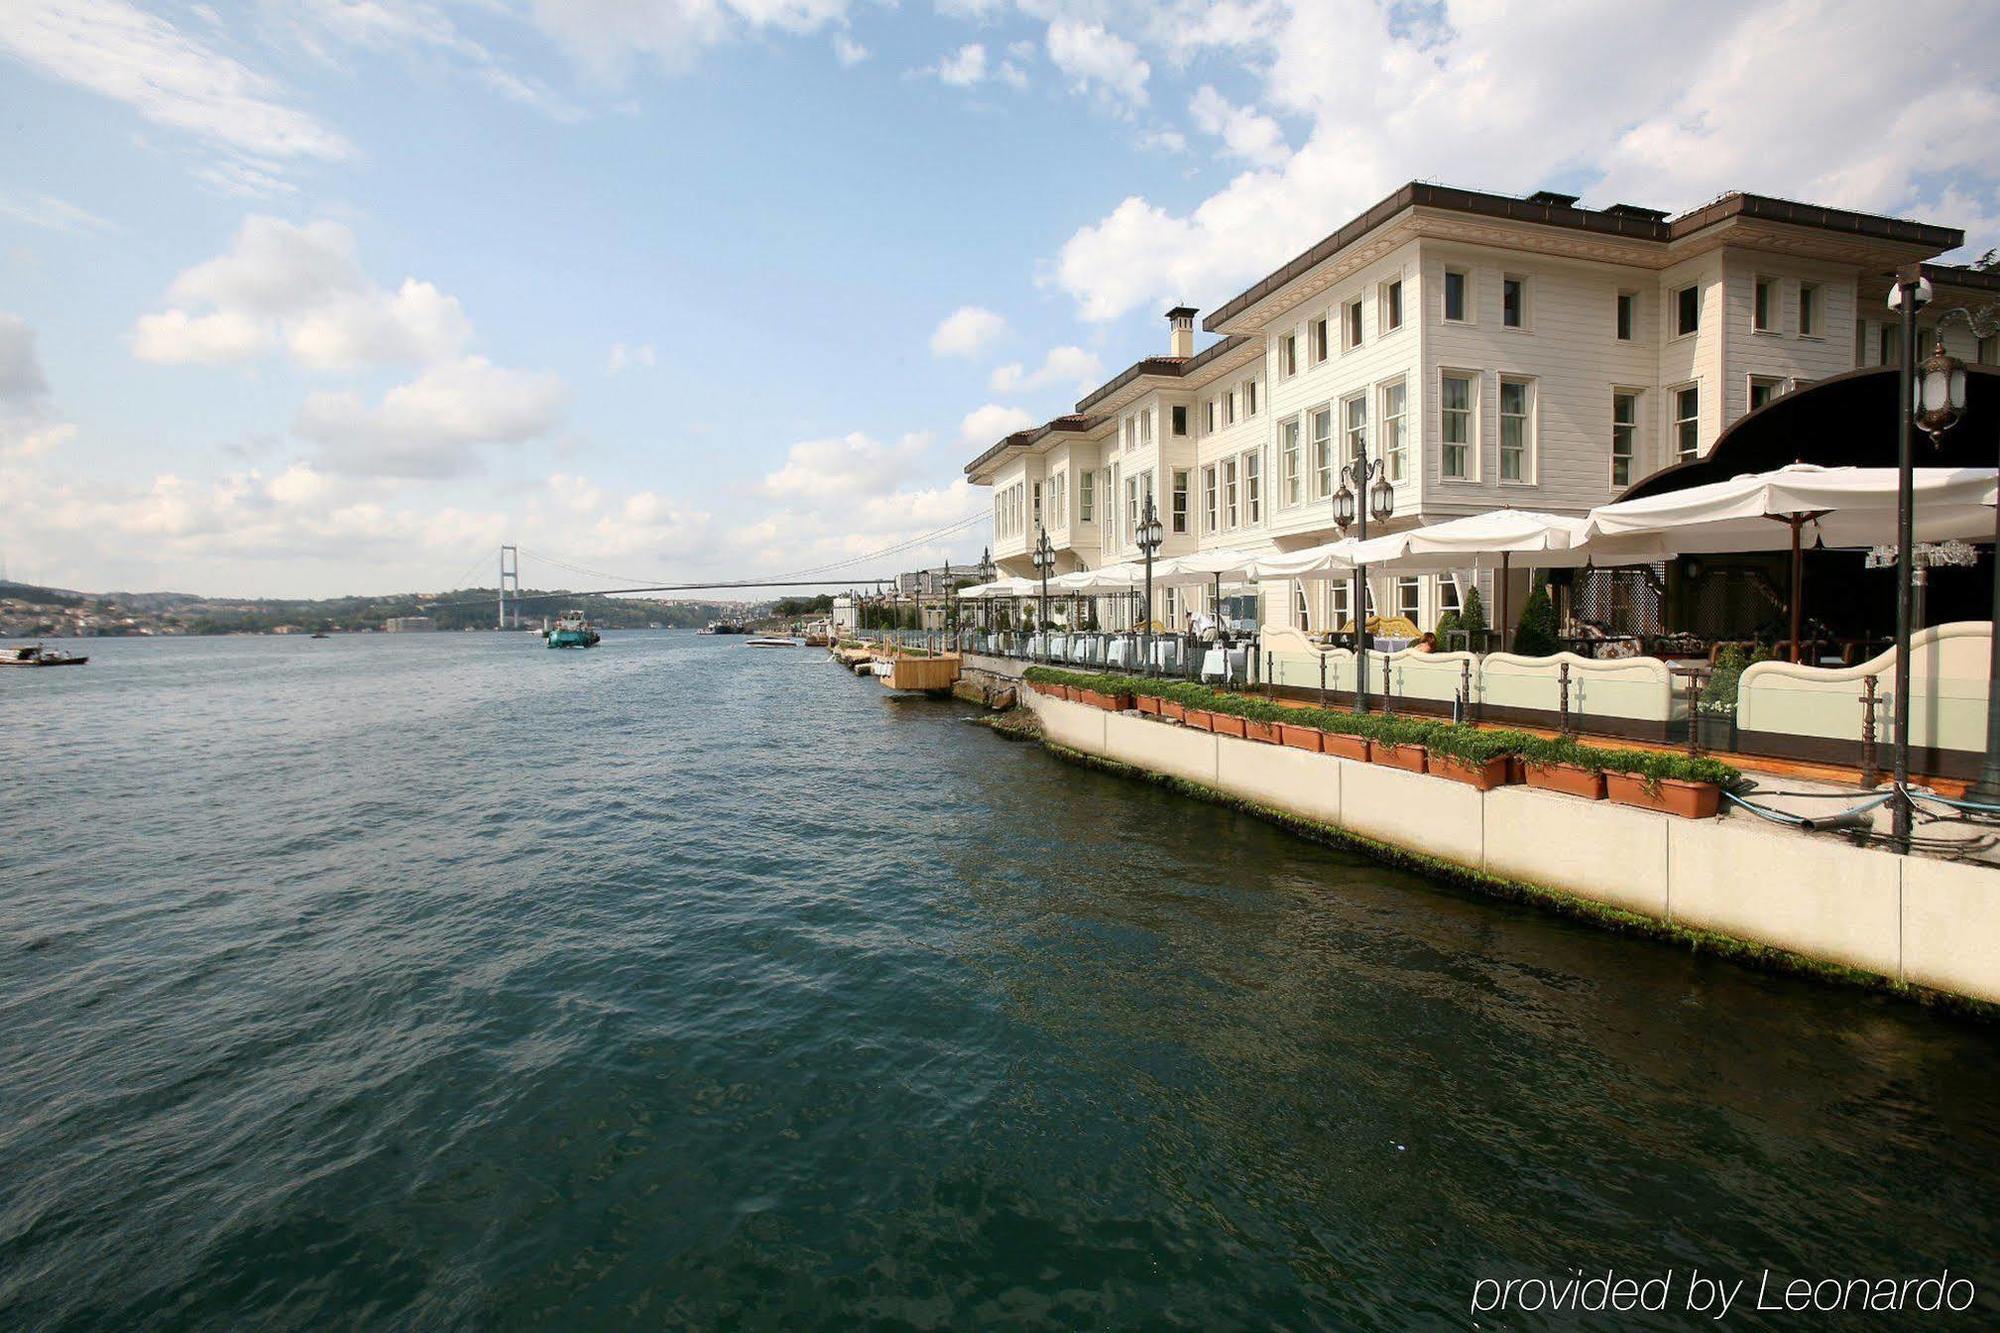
1032;526;1055;661
1137;491;1165;671
1332;440;1396;712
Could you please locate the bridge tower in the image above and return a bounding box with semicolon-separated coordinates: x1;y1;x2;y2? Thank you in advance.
499;545;521;629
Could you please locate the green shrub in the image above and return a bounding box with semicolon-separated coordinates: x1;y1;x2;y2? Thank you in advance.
1512;587;1560;658
1434;609;1461;643
1701;645;1749;711
1458;587;1488;637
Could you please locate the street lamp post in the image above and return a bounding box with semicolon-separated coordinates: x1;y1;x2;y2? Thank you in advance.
1032;526;1055;662
1331;439;1396;713
1137;492;1165;673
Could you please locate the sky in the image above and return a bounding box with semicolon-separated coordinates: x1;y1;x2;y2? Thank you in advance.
1;0;1997;599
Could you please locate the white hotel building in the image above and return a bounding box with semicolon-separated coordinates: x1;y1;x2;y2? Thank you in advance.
967;182;1999;635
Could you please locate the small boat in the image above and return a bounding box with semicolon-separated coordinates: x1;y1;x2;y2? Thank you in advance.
546;611;601;649
746;636;800;648
310;631;330;639
697;620;748;635
2;643;88;667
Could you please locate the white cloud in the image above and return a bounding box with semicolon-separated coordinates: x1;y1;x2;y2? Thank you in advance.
760;430;932;498
989;345;1103;396
929;305;1007;357
132;216;472;370
0;313;75;459
936;0;1008;18
0;190;116;233
936;42;986;86
832;33;869;66
608;342;658;373
1050;0;2000;321
958;402;1034;445
1045;19;1148;111
526;0;854;80
0;0;351;165
294;356;568;478
1189;84;1286;167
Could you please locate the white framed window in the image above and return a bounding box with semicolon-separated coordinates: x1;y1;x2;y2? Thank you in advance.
1122;416;1134;450
1341;298;1364;351
1502;274;1528;329
1443;268;1469;322
1140;409;1154;444
1222;458;1239;529
1342;392;1368;470
1753;275;1777;333
1172;468;1189;534
1616;291;1636;342
1079;469;1093;521
1331;580;1350;629
1243;449;1262;524
1125;475;1139;538
1279;333;1298;378
1674;284;1700;338
1032;480;1042;529
1437;575;1462;618
1673;383;1700;461
1611;390;1639;489
1981;334;1999;365
1799;282;1821;338
1247;378;1259;416
1380;278;1404;332
1498;377;1533;482
1748;375;1784;412
1292;581;1310;632
1280;417;1302;507
1203;464;1218;533
1205;398;1217;433
1311;406;1334;498
1309;316;1330;364
1172;404;1187;436
1225;390;1238;425
1396;576;1421;621
1441;372;1475;480
1380;378;1407;483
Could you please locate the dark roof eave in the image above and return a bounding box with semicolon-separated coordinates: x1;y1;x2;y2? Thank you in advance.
1073;335;1255;413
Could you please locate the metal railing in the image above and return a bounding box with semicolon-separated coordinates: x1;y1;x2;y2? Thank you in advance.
946;626;1264;689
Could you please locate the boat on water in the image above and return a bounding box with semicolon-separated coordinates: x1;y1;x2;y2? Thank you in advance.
546;611;601;649
3;643;88;667
697;621;749;636
310;631;330;639
746;636;801;648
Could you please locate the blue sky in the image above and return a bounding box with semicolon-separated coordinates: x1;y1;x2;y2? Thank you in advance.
2;0;1996;597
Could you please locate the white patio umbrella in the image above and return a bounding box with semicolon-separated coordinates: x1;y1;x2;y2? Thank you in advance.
1579;463;2000;660
1347;510;1593;649
1151;548;1271;634
1248;538;1362;579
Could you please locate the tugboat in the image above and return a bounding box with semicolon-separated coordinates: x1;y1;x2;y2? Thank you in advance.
545;611;600;649
2;643;89;667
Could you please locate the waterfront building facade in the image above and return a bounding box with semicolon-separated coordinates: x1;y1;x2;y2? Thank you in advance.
968;182;1996;636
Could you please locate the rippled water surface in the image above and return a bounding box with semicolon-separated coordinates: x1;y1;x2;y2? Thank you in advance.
3;632;1997;1329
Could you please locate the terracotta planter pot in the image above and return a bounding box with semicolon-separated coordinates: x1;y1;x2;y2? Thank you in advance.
1210;713;1248;739
1322;733;1371;762
1161;699;1187;724
1370;741;1427;773
1184;709;1214;732
1525;761;1606;801
1244;718;1281;745
1431;753;1512;791
1605;773;1721;819
1136;694;1162;716
1079;688;1125;711
1278;722;1324;753
1507;755;1528;787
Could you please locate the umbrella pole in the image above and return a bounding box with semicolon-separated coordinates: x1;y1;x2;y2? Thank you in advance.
1789;514;1804;664
1499;552;1511;654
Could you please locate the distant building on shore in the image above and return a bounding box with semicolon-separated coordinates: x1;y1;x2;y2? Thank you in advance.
384;616;436;633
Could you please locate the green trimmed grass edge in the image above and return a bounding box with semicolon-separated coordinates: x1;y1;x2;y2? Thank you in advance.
1037;738;1999;1024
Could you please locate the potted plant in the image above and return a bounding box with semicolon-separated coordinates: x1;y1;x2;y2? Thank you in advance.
1161;697;1187;723
1597;751;1736;818
1520;737;1606;800
1315;718;1371;761
1209;710;1248;739
1426;728;1522;791
1136;692;1163;716
1368;720;1428;773
1278;720;1324;752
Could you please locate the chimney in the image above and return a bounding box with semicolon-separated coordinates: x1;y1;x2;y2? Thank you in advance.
1165;306;1197;359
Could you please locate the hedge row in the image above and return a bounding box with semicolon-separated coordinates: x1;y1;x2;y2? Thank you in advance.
1021;666;1741;788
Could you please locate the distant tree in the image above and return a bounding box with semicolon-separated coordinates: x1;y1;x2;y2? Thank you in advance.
1972;247;1998;272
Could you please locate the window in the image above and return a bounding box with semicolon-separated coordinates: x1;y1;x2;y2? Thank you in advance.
1222;458;1239;528
1172;469;1189;534
1381;278;1403;332
1049;473;1063;528
1125;475;1139;538
1981;334;1999;366
1798;282;1820;337
1122;416;1134;450
1205;399;1217;433
1310;317;1330;364
1172;405;1187;436
1280;417;1302;507
1878;323;1901;366
1311;406;1334;498
1380;379;1407;482
1244;379;1259;417
1443;269;1468;322
1243;450;1262;524
1140;409;1153;444
1342;393;1368;469
1396;576;1421;621
1611;391;1638;488
1437;575;1462;619
1225;390;1237;426
1279;333;1298;378
1675;284;1700;337
1498;378;1532;481
1079;469;1093;521
1616;291;1636;341
1332;580;1349;629
1753;276;1776;332
1441;373;1474;479
1032;480;1042;528
1674;384;1700;461
1293;581;1310;632
1343;298;1363;350
1749;375;1783;412
1203;465;1218;533
1502;275;1527;328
